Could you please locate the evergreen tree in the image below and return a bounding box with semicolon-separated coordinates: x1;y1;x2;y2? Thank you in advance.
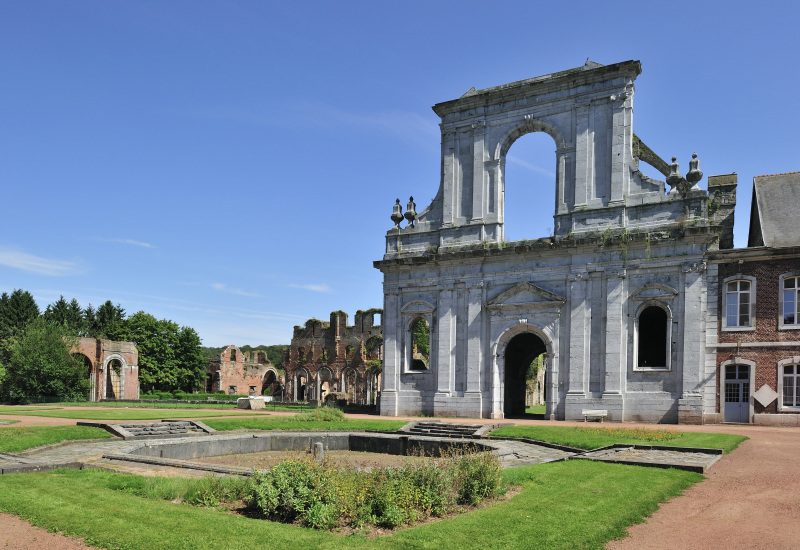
44;295;86;335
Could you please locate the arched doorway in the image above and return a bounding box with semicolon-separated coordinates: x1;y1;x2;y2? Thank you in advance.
105;358;122;399
504;332;547;417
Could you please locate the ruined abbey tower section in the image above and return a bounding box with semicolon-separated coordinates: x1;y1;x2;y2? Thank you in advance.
375;60;730;423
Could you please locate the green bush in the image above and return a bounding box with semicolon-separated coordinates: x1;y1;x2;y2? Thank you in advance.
291;407;345;422
245;450;505;531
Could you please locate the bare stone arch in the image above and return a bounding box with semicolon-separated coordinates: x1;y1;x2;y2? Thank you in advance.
102;353;128;400
492;323;557;420
496;116;567;159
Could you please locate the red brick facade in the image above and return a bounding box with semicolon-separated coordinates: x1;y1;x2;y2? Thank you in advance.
713;250;800;422
73;337;139;401
206;345;280;396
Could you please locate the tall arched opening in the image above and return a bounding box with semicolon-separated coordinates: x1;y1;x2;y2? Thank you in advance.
502;131;557;242
504;332;547;417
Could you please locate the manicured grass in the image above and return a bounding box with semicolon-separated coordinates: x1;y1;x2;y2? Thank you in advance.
0;462;702;549
525;405;546;415
491;425;747;453
203;416;407;432
0;406;63;412
0;425;113;453
6;409;249;420
51;401;316;412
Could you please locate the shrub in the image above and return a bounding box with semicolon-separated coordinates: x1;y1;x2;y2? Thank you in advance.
245;449;505;530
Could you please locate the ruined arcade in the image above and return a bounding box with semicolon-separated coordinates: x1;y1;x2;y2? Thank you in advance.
376;60;731;423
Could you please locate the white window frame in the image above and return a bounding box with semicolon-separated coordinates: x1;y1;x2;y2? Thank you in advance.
777;357;800;411
722;275;756;331
779;273;800;330
633;301;672;371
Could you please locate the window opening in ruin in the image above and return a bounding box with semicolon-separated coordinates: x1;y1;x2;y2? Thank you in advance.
105;359;122;399
409;317;430;370
249;386;257;397
504;333;546;417
228;385;237;395
230;349;236;362
503;132;557;242
320;348;328;362
374;313;382;327
637;305;668;368
343;368;357;402
298;347;306;364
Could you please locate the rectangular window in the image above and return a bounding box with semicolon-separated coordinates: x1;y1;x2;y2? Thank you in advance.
726;280;750;327
784;277;798;326
783;364;800;407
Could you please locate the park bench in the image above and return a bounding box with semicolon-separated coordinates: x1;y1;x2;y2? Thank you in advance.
582;409;608;422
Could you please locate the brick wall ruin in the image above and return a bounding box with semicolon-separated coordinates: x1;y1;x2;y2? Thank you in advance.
73;337;139;402
283;309;382;405
206;345;281;397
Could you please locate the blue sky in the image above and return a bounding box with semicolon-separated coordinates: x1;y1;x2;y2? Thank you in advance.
2;1;798;347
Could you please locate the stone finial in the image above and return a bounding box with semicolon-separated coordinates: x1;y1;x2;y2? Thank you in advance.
404;196;417;228
666;156;682;194
391;198;403;229
685;152;703;191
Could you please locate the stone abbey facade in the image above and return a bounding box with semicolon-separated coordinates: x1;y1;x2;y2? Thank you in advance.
283;310;382;405
375;60;735;423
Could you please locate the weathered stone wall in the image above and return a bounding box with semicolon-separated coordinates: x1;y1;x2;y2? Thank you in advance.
207;345;280;396
283;309;382;405
376;60;725;423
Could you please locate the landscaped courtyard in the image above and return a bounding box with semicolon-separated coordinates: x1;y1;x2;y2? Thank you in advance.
1;404;797;549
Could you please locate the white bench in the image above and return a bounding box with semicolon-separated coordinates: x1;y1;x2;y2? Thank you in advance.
582;409;608;422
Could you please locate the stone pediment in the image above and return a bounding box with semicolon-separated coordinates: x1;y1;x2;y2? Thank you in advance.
631;283;678;301
486;282;566;312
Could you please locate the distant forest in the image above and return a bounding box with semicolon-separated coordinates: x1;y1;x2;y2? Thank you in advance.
201;344;288;369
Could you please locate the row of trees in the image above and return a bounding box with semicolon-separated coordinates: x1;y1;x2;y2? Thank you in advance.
0;289;206;402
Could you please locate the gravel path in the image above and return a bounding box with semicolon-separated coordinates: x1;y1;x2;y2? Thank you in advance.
2;408;799;549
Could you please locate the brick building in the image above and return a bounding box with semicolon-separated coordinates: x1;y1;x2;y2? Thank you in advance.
206;345;280;397
73;337;139;401
283;309;382;405
708;172;800;425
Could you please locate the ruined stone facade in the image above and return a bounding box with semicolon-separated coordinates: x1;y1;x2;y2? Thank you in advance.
206;345;280;397
283;310;382;405
73;337;139;401
376;60;731;423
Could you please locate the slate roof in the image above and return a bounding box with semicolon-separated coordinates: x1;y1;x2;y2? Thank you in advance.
748;172;800;248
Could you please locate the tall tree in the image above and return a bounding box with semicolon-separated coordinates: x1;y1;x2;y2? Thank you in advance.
127;312;204;393
44;296;86;335
6;318;90;401
87;300;127;340
0;289;40;342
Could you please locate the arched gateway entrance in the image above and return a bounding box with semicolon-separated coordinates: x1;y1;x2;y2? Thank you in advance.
503;333;547;417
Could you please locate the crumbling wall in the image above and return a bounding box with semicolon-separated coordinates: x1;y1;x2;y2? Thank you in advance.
283;309;382;405
207;344;280;396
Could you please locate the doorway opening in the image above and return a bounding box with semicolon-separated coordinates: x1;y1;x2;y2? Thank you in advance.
504;332;547;417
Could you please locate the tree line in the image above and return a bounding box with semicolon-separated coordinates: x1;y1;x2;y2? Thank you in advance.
0;289;206;402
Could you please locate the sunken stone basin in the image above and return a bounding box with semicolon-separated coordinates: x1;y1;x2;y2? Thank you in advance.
103;432;495;475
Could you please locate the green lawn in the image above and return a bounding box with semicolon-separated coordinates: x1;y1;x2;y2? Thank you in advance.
203;416;407;432
4;409;250;420
50;401;316;412
491;425;747;453
525;405;546;415
0;425;113;453
0;461;701;549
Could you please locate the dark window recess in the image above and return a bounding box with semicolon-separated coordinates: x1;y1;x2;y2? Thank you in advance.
638;306;667;368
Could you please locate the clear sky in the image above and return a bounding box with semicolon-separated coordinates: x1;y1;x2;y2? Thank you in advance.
2;1;798;347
